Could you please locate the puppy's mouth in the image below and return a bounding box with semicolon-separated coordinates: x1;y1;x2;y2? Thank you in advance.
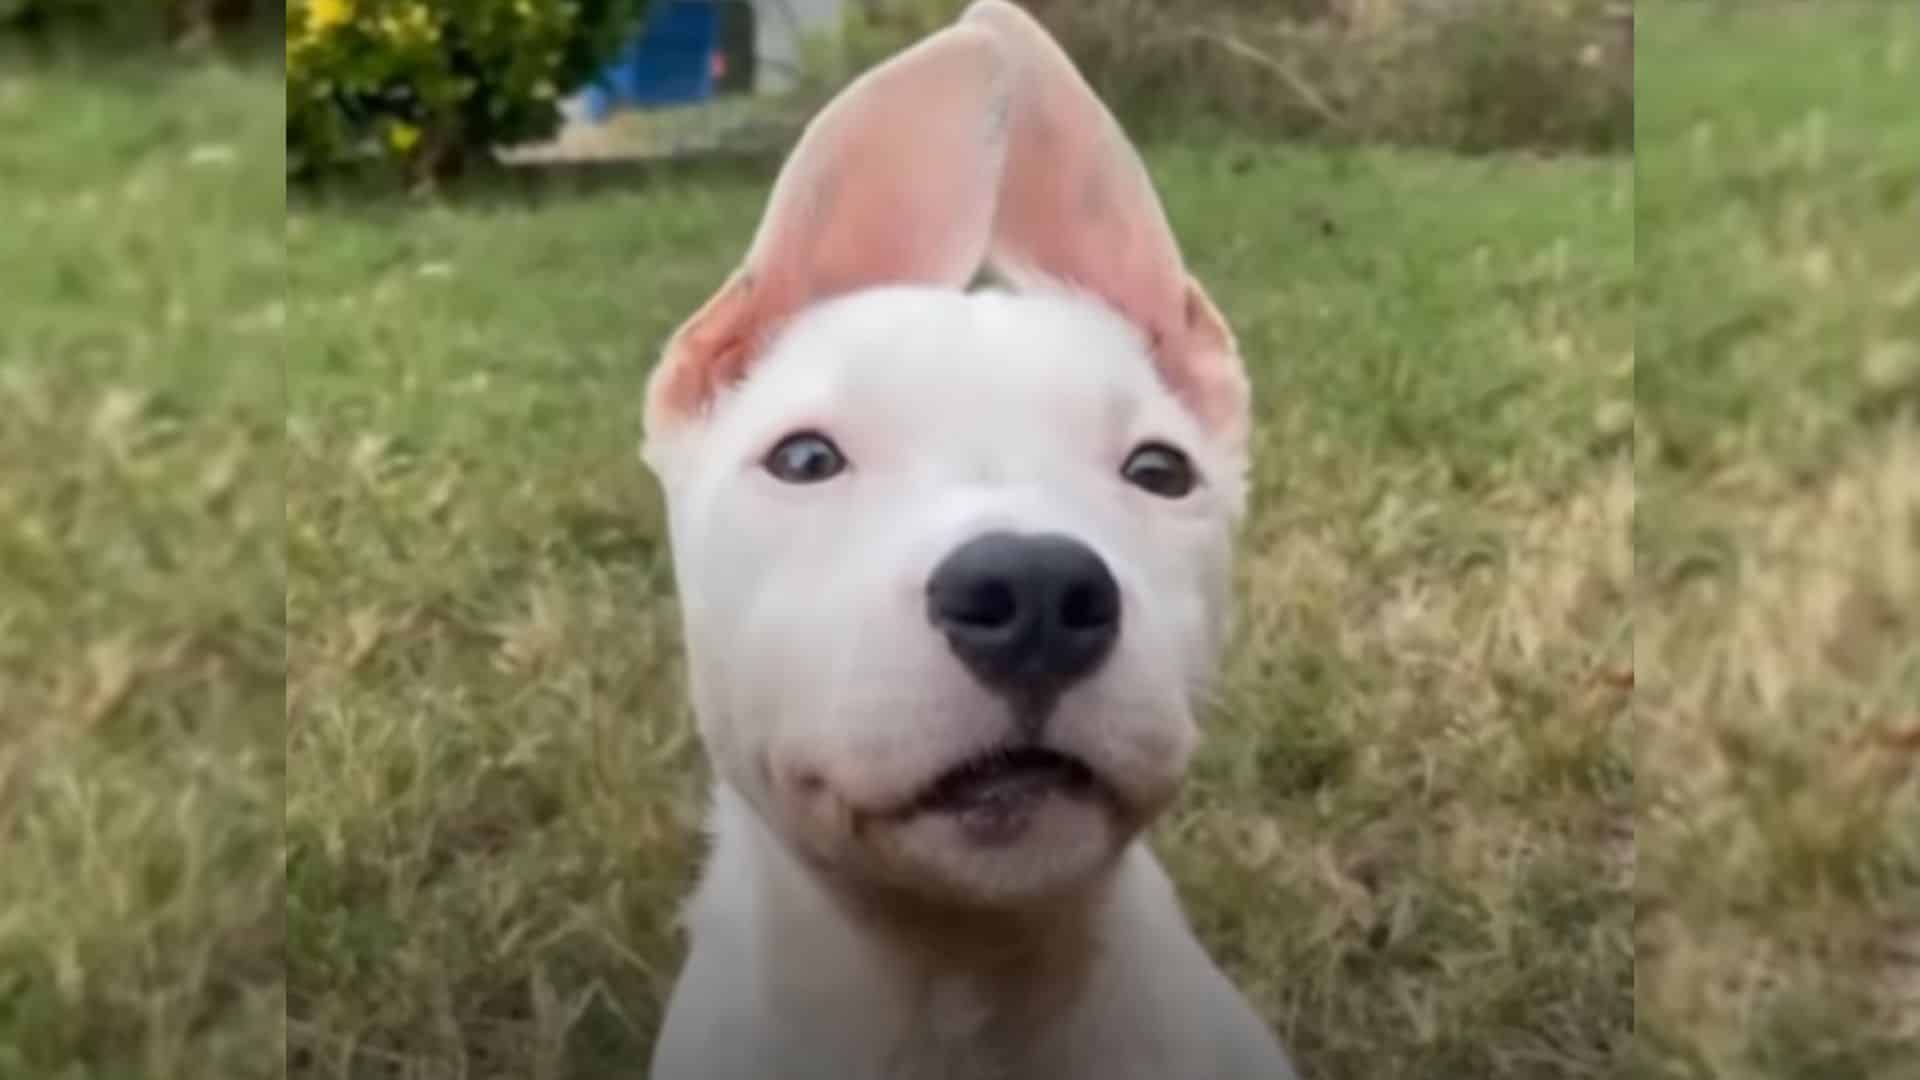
909;745;1100;816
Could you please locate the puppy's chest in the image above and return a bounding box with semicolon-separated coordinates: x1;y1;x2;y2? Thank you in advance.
878;978;1026;1079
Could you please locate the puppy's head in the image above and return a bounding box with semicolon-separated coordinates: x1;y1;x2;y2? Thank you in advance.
642;2;1251;910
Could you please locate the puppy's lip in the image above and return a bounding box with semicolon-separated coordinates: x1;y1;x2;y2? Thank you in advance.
891;743;1108;818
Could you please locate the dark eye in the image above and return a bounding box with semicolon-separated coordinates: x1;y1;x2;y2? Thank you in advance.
764;431;847;484
1120;442;1196;498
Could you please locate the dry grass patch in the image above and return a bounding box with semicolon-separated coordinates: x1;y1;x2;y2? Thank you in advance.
1637;430;1920;1077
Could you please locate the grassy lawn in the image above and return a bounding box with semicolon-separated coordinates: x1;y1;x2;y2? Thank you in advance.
0;54;285;1078
1634;4;1920;1078
1;3;1912;1079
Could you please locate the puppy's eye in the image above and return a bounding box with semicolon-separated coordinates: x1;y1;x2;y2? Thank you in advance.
1120;442;1196;498
764;431;847;484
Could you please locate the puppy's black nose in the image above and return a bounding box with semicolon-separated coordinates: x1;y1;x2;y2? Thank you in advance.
926;532;1120;700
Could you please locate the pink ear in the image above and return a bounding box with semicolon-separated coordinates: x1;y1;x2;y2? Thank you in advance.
646;25;1011;432
962;1;1249;444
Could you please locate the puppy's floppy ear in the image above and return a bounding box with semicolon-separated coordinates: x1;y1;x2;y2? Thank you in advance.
645;25;1011;435
963;1;1250;447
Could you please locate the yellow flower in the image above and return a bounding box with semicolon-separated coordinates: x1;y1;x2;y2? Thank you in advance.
388;122;422;154
305;0;354;35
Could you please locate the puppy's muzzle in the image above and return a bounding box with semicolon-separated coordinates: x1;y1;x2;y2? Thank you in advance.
925;532;1120;713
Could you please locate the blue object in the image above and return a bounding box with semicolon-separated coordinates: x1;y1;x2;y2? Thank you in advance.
581;1;721;122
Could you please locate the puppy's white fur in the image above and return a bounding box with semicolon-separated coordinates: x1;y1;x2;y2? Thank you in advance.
640;4;1298;1076
652;785;1286;1079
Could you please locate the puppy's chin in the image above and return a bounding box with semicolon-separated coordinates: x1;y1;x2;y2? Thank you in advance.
858;792;1130;908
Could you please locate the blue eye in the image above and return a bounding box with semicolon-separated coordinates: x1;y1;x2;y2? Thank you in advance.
764;431;847;484
1121;442;1197;498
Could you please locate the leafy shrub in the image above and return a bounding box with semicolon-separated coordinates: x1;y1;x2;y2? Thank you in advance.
287;0;650;183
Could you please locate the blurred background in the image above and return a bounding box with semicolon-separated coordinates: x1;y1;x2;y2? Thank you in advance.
279;0;1634;181
0;0;1634;177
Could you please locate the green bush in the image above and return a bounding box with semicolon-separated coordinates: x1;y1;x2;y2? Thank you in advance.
287;0;650;183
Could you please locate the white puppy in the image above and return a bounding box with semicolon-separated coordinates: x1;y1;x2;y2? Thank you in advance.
640;3;1297;1077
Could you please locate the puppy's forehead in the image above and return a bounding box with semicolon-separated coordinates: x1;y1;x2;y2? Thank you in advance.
733;286;1170;437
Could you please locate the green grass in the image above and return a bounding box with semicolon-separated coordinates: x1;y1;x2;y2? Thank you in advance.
1634;5;1920;1078
0;53;284;1078
4;3;1915;1078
